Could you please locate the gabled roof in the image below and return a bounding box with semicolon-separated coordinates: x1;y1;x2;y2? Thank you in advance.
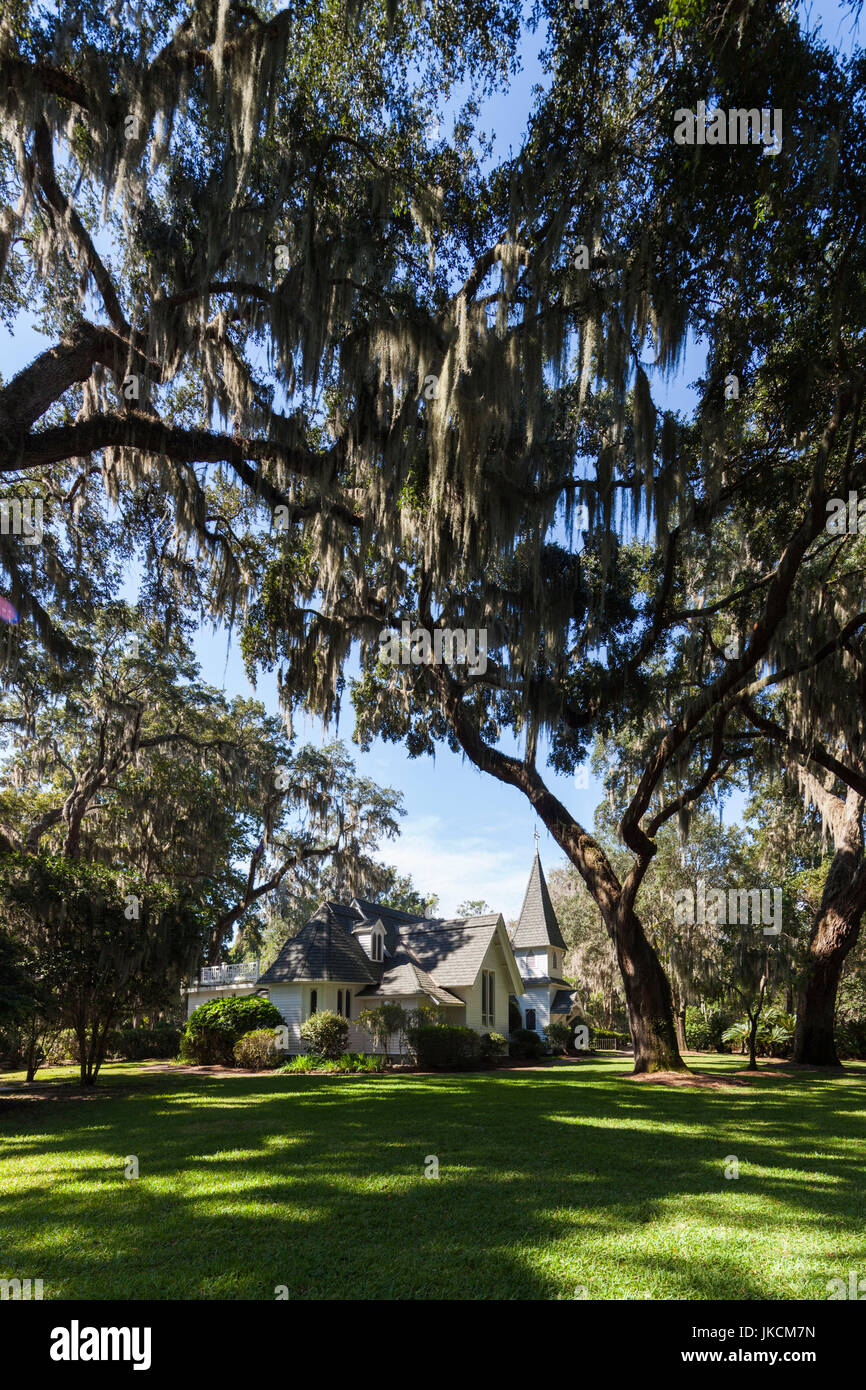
550;988;579;1016
257;905;379;986
510;852;566;951
396;915;501;986
257;901;525;996
356;948;464;1006
350;898;425;955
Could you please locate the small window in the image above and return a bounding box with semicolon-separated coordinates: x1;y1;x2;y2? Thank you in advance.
337;989;343;1015
371;932;383;962
526;1007;537;1031
481;970;495;1028
345;991;351;1021
310;989;317;1015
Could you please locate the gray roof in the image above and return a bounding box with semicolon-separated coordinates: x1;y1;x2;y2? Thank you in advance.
518;974;571;987
257;904;379;986
510;853;566;951
397;915;502;986
356;948;463;1006
350;898;425;955
257;898;520;995
550;988;579;1015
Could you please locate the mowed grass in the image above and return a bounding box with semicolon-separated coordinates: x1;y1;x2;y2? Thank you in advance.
1;1055;865;1300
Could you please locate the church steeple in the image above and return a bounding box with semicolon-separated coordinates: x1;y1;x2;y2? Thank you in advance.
511;849;565;951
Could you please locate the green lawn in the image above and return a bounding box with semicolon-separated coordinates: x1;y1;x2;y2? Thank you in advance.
1;1056;865;1300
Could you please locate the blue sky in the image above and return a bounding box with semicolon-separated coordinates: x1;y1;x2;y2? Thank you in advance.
1;0;860;918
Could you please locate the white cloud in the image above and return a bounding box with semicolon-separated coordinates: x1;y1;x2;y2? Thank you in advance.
382;814;535;920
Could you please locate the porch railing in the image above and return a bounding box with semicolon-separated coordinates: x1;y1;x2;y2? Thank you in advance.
196;961;260;986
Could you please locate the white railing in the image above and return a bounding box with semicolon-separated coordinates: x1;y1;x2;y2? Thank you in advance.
197;961;260;986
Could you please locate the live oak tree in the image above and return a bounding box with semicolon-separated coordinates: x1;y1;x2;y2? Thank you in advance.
3;2;866;1070
0;604;406;962
740;724;866;1064
0;852;204;1084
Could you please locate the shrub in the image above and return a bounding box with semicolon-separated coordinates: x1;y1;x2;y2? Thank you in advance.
109;1026;181;1060
836;1019;866;1060
337;1051;383;1073
508;1027;545;1060
282;1052;336;1073
0;1026;24;1069
480;1031;508;1060
233;1029;282;1070
722;1008;795;1058
684;1007;729;1052
356;1003;410;1062
545;1021;573;1055
280;1051;383;1074
181;995;283;1065
408;1023;481;1070
43;1028;81;1063
299;1009;348;1060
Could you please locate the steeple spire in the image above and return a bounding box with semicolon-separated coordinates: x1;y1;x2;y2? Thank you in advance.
511;849;565;950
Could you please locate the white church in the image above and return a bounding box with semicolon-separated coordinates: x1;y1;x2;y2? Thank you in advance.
186;849;578;1048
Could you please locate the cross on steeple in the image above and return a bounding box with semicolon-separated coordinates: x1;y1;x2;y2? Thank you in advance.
533;827;539;850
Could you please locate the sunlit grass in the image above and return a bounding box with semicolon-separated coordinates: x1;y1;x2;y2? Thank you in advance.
1;1056;864;1300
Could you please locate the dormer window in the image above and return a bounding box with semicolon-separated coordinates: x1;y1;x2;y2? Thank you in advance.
370;930;383;962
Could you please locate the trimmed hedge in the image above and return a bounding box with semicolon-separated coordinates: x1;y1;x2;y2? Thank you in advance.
508;1027;544;1060
480;1031;508;1060
181;995;283;1065
40;1026;181;1064
409;1023;482;1070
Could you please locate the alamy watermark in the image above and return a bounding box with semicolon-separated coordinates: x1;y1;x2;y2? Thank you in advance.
827;1271;866;1299
826;493;866;535
379;622;488;674
674;103;782;156
674;879;782;935
1;1277;43;1299
0;498;43;546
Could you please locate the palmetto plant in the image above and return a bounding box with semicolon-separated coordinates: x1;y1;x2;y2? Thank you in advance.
723;1007;795;1059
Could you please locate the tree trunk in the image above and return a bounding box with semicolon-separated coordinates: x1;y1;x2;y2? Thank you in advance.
614;904;686;1073
673;994;687;1054
747;978;767;1071
794;789;866;1066
793;905;856;1065
433;687;687;1074
24;1019;40;1083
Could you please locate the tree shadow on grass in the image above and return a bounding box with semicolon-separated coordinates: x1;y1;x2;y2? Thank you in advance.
0;1064;864;1299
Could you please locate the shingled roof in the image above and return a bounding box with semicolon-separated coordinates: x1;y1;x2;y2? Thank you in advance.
356;947;464;1006
510;852;566;951
397;915;503;987
257;904;379;986
256;889;527;996
349;898;425;955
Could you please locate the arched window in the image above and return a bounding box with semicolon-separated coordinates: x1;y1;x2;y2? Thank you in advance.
337;989;343;1015
371;932;383;962
310;989;317;1015
525;1008;537;1032
345;991;351;1020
